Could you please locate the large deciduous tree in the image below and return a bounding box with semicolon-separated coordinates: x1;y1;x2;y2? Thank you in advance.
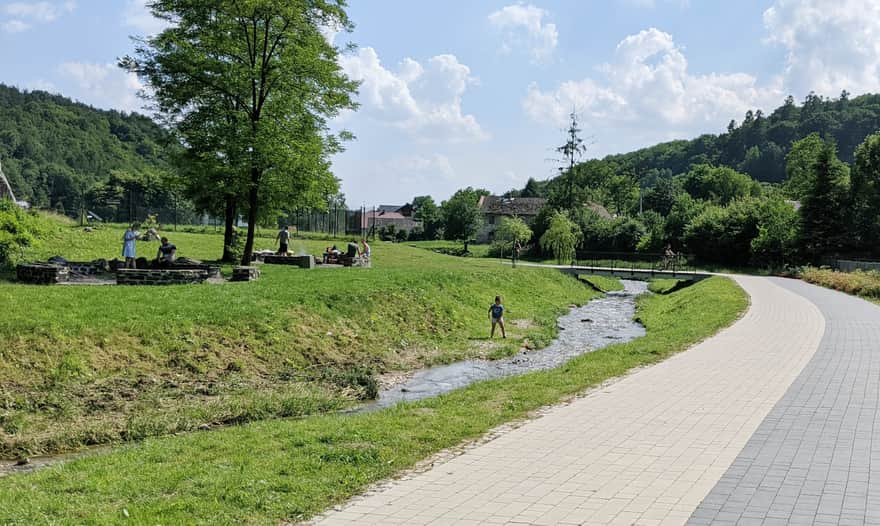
441;187;487;253
122;0;358;264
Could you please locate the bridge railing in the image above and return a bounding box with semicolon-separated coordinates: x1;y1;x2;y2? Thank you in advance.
572;251;697;277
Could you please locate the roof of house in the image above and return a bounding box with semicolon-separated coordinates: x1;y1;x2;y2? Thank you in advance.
478;196;547;216
367;211;407;220
584;201;612;219
377;204;405;213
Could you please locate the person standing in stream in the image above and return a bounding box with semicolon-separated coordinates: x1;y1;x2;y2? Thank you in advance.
489;295;506;338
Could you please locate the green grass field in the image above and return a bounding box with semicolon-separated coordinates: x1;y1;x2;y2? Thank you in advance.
1;219;599;457
0;275;747;525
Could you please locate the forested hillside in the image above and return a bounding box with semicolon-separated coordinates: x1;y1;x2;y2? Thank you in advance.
500;92;880;265
0;84;180;220
607;91;880;184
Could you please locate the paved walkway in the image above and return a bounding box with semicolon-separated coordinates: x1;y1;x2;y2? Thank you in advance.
688;278;880;526
311;276;878;525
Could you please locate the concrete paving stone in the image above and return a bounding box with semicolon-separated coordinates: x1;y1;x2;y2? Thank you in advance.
313;277;845;526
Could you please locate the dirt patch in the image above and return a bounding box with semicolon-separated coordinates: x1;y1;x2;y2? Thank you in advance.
510;318;533;330
468;339;502;358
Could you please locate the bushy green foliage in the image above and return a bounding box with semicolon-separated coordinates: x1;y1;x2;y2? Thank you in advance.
540;211;582;263
575;210;645;252
799;267;880;299
441;187;487;249
749;198;799;268
799;142;850;259
682;164;760;205
850;133;880;249
784;133;827;200
636;210;666;252
494;216;533;248
0;200;48;266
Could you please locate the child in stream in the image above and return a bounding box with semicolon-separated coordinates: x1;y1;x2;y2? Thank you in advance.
489;295;506;338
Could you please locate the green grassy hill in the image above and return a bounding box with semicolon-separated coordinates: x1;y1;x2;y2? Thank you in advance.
0;84;174;214
1;217;598;457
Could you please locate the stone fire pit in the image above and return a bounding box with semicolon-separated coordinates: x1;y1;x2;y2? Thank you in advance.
16;263;70;284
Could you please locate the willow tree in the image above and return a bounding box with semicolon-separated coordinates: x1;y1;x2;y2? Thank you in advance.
122;0;357;264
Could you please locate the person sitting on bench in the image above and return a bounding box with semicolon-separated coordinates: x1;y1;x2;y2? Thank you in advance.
323;245;341;264
346;242;358;259
156;236;177;265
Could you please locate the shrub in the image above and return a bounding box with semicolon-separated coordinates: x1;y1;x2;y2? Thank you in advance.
800;267;880;298
540;211;582;264
0;199;47;267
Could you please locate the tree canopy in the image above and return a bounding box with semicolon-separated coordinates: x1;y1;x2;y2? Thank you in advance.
123;0;358;263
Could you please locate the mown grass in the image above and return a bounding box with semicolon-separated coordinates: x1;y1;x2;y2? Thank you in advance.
406;240;491;258
580;275;625;292
1;220;598;457
0;276;747;525
799;266;880;302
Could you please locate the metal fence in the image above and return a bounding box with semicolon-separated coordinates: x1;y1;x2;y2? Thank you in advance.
288;207;371;238
573;250;698;276
827;258;880;273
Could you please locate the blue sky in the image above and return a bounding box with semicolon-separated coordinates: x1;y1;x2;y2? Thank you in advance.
2;1;880;207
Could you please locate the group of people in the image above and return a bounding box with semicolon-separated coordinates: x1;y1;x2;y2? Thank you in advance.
122;223;177;269
275;225;371;264
322;239;370;264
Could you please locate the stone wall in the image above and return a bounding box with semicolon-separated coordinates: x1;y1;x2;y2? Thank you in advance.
67;260;109;275
166;263;221;278
232;266;261;282
16;264;70;284
116;269;209;286
262;255;315;269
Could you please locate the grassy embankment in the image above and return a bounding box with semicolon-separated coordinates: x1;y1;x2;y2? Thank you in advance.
799;266;880;304
1;219;598;457
0;274;747;524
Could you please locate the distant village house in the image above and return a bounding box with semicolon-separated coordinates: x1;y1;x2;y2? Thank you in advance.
477;196;547;243
363;204;421;234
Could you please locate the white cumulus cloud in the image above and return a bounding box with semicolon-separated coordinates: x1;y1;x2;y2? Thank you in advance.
488;3;558;63
1;1;75;33
123;0;167;36
339;47;488;143
523;28;781;150
764;0;880;98
1;18;28;32
57;62;145;113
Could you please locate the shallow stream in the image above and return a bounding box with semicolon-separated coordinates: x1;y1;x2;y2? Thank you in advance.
360;279;648;411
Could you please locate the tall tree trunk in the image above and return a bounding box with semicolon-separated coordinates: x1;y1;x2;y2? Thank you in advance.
241;168;260;266
222;194;237;262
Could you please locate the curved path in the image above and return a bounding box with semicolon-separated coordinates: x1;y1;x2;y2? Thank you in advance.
312;276;880;525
